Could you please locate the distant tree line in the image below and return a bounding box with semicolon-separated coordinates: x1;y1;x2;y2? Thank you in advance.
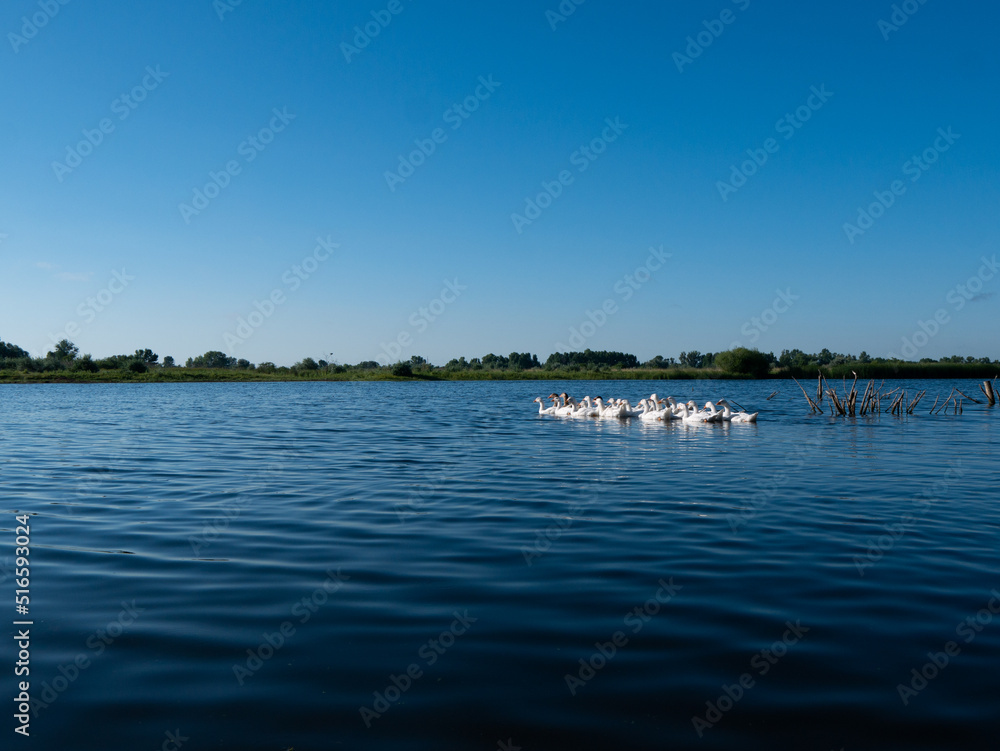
0;337;996;377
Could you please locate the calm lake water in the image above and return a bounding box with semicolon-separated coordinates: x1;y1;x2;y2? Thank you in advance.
2;380;998;749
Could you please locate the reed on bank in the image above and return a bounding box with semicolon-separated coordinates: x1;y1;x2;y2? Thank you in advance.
1;361;997;384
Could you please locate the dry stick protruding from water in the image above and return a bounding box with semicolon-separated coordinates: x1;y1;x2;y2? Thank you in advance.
935;388;956;415
865;380;877;414
846;371;859;415
938;395;958;415
826;388;846;415
882;387;901;414
792;376;822;413
981;378;997;405
820;374;846;415
766;391;779;401
888;390;905;415
955;388;982;404
798;380;973;418
860;379;875;416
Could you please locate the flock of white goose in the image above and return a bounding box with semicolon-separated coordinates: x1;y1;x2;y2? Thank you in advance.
534;393;759;423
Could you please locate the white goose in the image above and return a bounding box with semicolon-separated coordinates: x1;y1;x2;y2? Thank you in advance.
554;392;579;416
638;398;662;421
675;400;711;424
660;397;682;420
619;399;643;418
576;396;600;417
700;401;725;423
533;397;557;415
716;398;758;423
592;397;623;418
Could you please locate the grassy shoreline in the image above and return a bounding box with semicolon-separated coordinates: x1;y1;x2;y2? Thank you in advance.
1;363;996;384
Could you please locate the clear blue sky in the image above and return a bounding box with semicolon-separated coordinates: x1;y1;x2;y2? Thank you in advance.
2;0;998;365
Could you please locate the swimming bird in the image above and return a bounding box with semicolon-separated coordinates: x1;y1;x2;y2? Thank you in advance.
716;398;758;423
533;397;557;415
554;393;579;416
638;398;662;421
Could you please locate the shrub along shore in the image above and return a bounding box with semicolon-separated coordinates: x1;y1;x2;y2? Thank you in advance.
0;340;996;383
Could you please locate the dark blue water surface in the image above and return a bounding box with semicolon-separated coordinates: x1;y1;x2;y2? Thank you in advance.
2;380;999;749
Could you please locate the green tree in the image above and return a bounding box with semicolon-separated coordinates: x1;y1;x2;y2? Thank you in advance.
507;352;540;370
481;353;508;369
96;355;132;370
72;354;99;372
293;357;319;371
190;351;237;368
714;348;772;378
679;350;703;368
0;338;29;359
162;356;175;367
48;339;79;362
